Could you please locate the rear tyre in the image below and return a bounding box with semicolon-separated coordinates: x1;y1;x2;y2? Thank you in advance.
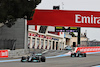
83;53;86;57
21;56;26;62
71;54;75;57
41;56;46;62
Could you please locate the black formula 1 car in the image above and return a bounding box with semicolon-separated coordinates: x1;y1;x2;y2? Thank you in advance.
71;51;86;57
21;53;46;62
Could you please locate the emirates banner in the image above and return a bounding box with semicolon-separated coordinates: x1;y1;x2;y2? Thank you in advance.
0;50;8;58
75;47;100;53
27;9;100;27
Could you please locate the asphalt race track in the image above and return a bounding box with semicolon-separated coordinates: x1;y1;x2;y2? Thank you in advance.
0;54;100;67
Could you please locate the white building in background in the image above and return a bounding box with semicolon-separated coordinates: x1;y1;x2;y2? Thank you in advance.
28;25;66;50
28;25;88;50
64;32;88;47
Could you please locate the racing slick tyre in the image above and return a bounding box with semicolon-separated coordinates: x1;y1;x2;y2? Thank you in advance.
71;54;73;57
21;56;26;62
71;54;74;57
41;56;46;62
83;53;86;57
71;53;76;57
74;53;76;57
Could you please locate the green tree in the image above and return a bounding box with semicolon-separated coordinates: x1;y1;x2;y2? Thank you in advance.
0;0;41;28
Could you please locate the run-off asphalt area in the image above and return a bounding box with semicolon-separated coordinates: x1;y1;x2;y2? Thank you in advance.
0;54;100;67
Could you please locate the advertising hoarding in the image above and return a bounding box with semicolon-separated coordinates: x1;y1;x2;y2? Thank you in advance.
0;50;8;58
27;9;100;28
75;47;100;53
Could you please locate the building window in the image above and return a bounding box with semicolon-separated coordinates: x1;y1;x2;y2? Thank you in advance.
56;42;58;50
41;39;44;49
39;26;47;33
49;41;51;49
59;42;62;50
37;39;40;49
29;25;35;30
52;41;55;50
32;38;35;48
45;40;47;49
28;37;30;49
73;42;76;47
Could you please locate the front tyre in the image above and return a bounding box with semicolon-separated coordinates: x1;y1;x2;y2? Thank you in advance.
41;56;46;62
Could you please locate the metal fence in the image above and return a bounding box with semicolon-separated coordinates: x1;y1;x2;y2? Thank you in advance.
0;39;16;50
80;41;100;47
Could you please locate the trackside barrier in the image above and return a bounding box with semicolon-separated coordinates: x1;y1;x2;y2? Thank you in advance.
0;50;8;58
75;47;100;53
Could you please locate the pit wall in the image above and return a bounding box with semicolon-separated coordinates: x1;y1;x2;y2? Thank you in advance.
1;47;100;58
0;49;46;58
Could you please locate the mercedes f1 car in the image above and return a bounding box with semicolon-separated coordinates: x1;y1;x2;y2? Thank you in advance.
71;51;86;57
21;53;46;62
